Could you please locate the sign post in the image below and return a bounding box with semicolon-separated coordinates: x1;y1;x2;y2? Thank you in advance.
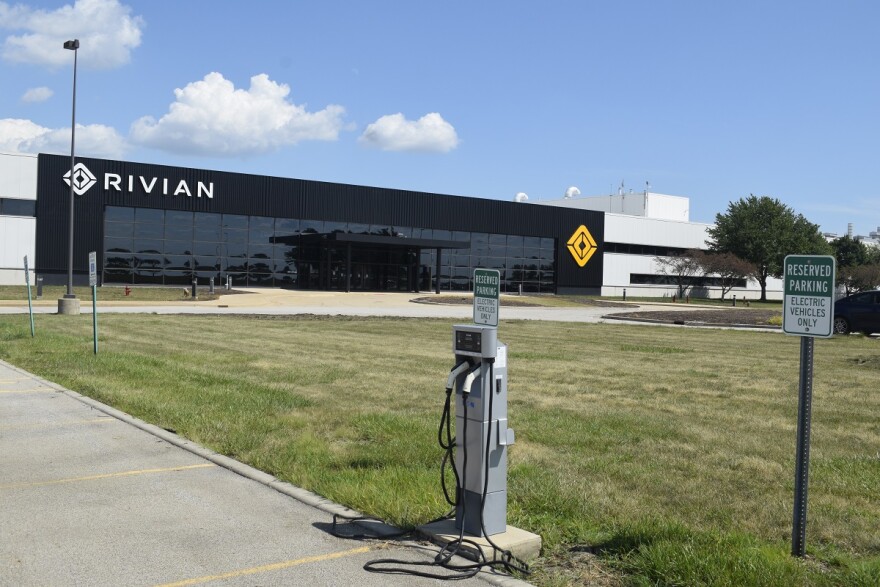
24;255;34;337
473;268;500;327
782;254;835;558
89;251;98;354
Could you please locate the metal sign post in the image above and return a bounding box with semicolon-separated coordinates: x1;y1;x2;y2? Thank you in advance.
89;251;98;354
473;268;500;327
782;254;835;558
24;255;34;337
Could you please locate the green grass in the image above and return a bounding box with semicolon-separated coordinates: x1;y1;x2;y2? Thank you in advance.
0;285;220;302
0;314;877;586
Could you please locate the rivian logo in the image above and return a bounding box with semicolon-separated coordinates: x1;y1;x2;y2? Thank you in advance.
63;163;98;196
566;225;598;267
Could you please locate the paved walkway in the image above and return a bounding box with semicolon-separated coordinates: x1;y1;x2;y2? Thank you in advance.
0;359;528;587
0;288;707;323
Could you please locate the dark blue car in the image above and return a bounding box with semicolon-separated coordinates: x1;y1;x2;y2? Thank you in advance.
833;290;880;335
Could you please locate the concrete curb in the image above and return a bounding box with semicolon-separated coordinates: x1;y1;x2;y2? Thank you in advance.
602;314;781;330
0;359;535;587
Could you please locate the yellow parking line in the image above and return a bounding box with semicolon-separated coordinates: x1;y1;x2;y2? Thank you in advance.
0;463;216;490
153;545;375;587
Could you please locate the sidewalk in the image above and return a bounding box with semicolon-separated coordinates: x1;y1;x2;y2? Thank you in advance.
0;359;530;587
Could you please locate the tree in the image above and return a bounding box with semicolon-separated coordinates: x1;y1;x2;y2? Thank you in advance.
706;195;830;300
697;251;755;300
848;263;880;293
831;235;868;268
653;250;703;298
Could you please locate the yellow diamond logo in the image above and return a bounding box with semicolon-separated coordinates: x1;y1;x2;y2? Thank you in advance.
566;225;597;268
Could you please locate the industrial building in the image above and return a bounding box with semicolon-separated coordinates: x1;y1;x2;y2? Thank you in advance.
1;151;781;298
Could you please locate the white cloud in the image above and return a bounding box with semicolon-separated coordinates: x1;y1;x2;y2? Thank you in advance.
0;0;143;69
359;112;459;153
21;86;52;102
0;118;126;158
129;72;346;157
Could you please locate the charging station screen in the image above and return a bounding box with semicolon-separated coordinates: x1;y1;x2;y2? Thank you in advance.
455;330;482;354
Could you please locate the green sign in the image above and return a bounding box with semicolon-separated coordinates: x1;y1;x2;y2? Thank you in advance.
473;268;500;327
783;255;836;337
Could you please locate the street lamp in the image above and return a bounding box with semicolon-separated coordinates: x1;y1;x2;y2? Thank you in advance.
59;38;80;315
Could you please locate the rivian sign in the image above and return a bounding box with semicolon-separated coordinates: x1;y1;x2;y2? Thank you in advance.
63;163;214;199
566;225;598;267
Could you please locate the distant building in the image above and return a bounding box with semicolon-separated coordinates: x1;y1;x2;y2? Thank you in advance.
1;151;781;298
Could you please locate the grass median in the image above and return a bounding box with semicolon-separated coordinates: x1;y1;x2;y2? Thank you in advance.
1;314;877;586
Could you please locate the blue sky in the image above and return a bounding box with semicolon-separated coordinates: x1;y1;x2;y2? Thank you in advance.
2;0;878;238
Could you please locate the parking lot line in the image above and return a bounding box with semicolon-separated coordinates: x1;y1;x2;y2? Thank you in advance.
153;545;375;587
0;463;216;490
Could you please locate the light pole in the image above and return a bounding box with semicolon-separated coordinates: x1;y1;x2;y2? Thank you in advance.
59;38;80;315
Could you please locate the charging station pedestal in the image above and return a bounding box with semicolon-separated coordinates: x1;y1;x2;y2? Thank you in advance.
452;324;515;537
419;324;542;564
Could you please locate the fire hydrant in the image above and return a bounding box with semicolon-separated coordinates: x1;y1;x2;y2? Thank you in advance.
124;286;131;296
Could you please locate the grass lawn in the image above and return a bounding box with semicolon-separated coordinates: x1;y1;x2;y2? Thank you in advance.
0;314;876;586
0;284;223;302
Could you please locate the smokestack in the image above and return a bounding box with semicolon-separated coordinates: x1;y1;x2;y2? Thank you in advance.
848;223;853;237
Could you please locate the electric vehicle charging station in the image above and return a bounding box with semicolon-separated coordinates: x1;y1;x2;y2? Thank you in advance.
451;323;515;537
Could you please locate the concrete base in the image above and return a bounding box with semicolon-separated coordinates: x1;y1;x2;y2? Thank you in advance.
57;297;80;315
419;519;541;564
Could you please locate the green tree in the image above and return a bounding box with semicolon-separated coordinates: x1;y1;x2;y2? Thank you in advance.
707;195;830;301
831;235;868;268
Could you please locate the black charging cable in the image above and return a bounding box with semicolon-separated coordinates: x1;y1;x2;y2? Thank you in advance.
335;361;529;580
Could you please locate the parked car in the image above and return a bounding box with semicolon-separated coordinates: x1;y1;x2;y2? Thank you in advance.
833;290;880;335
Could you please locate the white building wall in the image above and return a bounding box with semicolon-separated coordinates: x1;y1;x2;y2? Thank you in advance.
0;152;38;285
600;213;783;300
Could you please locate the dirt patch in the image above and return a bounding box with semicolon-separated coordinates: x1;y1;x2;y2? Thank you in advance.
613;308;780;327
412;295;630;308
413;295;543;307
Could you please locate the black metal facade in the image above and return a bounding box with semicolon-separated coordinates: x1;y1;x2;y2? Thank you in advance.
35;154;605;293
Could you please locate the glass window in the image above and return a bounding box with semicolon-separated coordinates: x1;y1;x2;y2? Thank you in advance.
248;260;273;273
133;239;163;254
104;237;132;254
248;244;274;259
165;210;193;229
164;240;192;256
249;216;274;243
222;258;248;272
165;255;192;271
104;254;132;269
348;223;369;235
222;242;248;258
433;229;452;240
133;268;163;285
194;256;220;271
103;268;132;283
133;254;164;269
104;222;133;239
324;221;347;235
193;241;221;256
300;219;323;234
222;214;247;229
194;226;221;242
275;244;298;262
134;222;163;239
135;209;164;224
540;237;555;250
105;206;134;223
275;218;299;235
1;198;36;216
163;271;192;285
222;228;248;244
